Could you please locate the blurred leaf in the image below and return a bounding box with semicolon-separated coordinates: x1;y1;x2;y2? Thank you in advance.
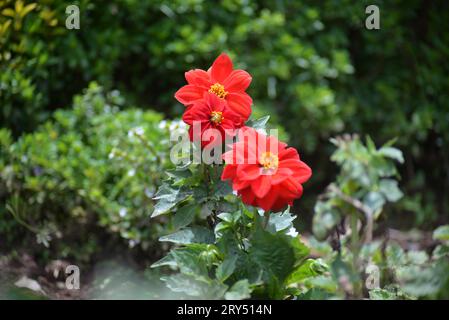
224;279;251;300
159;227;215;245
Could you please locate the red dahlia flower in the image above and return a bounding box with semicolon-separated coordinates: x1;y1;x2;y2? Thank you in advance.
182;92;244;147
221;128;312;212
175;53;252;121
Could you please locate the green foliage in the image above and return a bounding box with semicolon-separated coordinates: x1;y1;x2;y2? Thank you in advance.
313;135;403;241
151;117;322;300
1;0;447;225
308;137;449;299
0;83;175;261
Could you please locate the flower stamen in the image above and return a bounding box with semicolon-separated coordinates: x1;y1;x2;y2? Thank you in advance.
210;111;224;124
209;83;228;99
259;152;279;170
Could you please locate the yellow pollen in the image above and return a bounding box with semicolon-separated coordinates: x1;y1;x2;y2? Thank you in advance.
259;152;279;170
209;83;228;99
210;111;224;124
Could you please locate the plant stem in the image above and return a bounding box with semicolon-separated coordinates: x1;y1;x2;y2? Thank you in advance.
350;212;362;298
263;211;270;229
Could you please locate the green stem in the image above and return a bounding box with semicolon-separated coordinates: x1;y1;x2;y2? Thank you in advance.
350;212;362;298
263;211;270;229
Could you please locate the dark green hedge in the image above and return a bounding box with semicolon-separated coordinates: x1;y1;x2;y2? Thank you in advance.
1;0;448;226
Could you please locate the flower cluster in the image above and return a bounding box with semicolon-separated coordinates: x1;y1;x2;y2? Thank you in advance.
175;53;312;212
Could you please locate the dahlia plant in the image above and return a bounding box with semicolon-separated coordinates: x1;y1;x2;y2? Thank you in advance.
151;53;320;299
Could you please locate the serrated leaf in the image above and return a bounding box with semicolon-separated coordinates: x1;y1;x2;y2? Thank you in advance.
216;255;238;282
224;279;251;300
150;254;177;268
159;227;215;245
249;229;295;282
246;115;270;130
268;207;296;233
151;184;190;217
151;199;176;217
173;204;197;229
286;259;326;285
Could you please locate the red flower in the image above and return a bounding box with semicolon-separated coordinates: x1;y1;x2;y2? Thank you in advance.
175;53;253;121
221;128;312;212
182;92;244;147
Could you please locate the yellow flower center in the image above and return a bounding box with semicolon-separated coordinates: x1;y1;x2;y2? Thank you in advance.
259;152;279;170
209;83;228;99
210;111;224;124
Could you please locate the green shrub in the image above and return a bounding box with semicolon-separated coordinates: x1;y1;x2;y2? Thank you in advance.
1;0;447;228
0;83;177;262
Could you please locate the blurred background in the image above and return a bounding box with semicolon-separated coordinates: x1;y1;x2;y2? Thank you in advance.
0;0;448;299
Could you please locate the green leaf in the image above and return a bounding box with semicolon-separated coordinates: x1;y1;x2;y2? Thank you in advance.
290;236;310;263
162;274;227;299
171;246;210;276
331;254;359;284
268;207;296;233
369;288;398;300
249;229;295;282
433;225;449;242
224;279;251;300
217;212;234;223
173;204;197;229
287;259;326;285
397;260;449;297
379;179;403;202
246;115;270;130
159;227;215;245
151;199;176;217
363;191;386;212
216;255;238;282
378;146;404;163
213;179;233;197
312;201;340;241
151;184;190;217
150;254;177;268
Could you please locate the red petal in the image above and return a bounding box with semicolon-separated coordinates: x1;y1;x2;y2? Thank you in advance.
271;196;291;212
205;92;225;112
211;53;233;83
221;165;237;180
293;161;312;183
256;186;279;212
279;147;299;161
226;92;252;121
223;70;252;92
185;69;211;88
271;168;293;185
266;136;287;153
240;187;256;206
251;175;272;199
280;159;302;169
175;85;204;106
237;164;261;181
182;101;210;124
281;178;302;197
233;178;251;191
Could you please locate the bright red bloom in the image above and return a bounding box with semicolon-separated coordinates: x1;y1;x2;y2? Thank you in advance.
182;92;244;147
221;128;312;212
175;53;253;121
